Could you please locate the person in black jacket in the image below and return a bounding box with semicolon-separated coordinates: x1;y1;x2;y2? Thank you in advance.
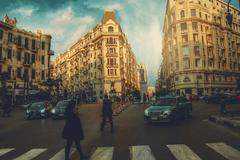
62;100;87;160
101;95;114;133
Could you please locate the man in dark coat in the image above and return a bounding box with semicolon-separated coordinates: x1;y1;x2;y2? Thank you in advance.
62;100;87;160
101;95;114;133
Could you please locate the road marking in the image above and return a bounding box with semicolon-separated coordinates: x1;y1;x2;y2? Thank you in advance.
90;147;114;160
13;148;47;160
129;145;155;160
206;143;240;160
167;144;202;160
0;148;14;156
49;148;76;160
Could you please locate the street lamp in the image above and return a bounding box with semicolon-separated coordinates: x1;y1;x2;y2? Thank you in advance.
226;0;240;26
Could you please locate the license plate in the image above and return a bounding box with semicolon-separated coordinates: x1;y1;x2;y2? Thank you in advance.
151;117;158;120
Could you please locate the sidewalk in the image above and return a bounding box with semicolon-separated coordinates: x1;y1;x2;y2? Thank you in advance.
208;104;240;132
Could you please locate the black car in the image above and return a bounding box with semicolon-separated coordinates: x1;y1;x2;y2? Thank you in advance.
26;101;52;119
144;96;192;124
51;100;71;119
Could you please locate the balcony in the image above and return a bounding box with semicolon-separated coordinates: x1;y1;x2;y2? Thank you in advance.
106;52;118;57
0;57;6;63
23;62;31;67
106;64;118;68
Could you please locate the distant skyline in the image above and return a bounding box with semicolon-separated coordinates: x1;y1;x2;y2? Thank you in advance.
0;0;239;86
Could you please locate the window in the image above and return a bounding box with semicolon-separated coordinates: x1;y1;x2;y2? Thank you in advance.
182;35;188;43
199;12;202;18
32;54;35;63
195;59;200;67
176;61;179;69
183;58;190;69
7;67;12;79
32;39;36;50
7;49;12;59
41;55;45;64
41;70;45;80
180;10;185;18
0;47;2;60
25;38;28;49
180;23;187;31
17;51;21;61
0;30;3;40
108;26;114;33
191;9;196;17
193;34;198;42
192;22;198;30
182;46;190;56
42;41;45;50
205;14;208;20
108;69;117;76
24;52;30;64
24;68;28;78
32;69;35;79
194;46;200;56
17;68;21;78
17;35;21;46
8;32;13;42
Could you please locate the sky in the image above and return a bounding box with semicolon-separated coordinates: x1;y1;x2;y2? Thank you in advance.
0;0;239;86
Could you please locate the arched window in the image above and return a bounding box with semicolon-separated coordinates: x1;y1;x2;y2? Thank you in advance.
108;26;114;33
180;10;185;18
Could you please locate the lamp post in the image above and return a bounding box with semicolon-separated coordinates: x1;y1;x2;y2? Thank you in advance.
226;0;240;26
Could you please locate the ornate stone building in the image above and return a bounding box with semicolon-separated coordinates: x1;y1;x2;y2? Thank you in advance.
0;15;53;103
52;10;140;99
161;0;240;95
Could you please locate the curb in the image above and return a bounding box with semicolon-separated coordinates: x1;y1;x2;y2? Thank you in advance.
208;115;240;132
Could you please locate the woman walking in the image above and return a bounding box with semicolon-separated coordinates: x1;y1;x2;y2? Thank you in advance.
62;100;88;160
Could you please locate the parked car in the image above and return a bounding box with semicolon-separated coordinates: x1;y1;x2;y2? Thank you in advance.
205;94;222;104
86;96;97;103
144;96;192;124
19;101;33;110
51;100;71;119
26;101;53;119
189;94;199;101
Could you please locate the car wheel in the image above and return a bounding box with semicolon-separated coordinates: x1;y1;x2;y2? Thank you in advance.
27;116;31;120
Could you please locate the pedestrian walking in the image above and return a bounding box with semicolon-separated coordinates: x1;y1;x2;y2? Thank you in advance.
62;100;88;160
2;98;11;117
220;96;227;114
101;95;114;133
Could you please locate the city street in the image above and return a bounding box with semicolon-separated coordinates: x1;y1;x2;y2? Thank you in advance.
0;101;239;160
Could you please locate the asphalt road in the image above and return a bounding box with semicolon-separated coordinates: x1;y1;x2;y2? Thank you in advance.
0;101;239;160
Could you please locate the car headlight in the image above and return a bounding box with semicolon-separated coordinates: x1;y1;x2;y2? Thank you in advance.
40;109;45;113
51;109;56;114
144;109;149;116
163;110;171;115
26;109;30;114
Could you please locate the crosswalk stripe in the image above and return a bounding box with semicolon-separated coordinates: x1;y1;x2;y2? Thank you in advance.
206;143;240;160
13;148;47;160
0;148;14;156
167;144;202;160
129;145;155;160
90;147;114;160
49;148;76;160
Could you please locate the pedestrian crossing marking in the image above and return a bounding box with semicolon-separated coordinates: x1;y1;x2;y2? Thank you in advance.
49;148;76;160
206;143;240;160
167;144;202;160
13;148;47;160
90;147;114;160
0;148;14;156
129;145;155;160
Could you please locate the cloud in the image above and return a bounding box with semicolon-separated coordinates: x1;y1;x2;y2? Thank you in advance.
84;1;123;11
11;6;37;16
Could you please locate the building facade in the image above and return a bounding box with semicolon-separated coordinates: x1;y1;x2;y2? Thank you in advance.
161;0;240;96
52;10;140;100
0;15;53;103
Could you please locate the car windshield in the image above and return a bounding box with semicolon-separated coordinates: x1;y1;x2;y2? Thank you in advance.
56;101;68;109
30;102;45;109
153;98;176;106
